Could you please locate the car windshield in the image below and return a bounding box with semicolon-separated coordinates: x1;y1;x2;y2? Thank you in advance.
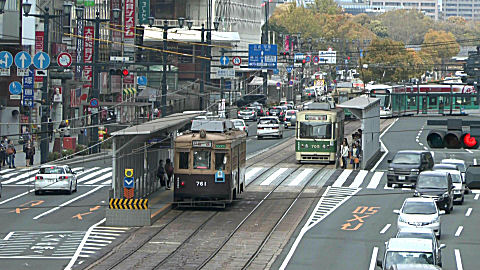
444;162;466;172
402;201;437;215
451;173;462;183
232;120;244;127
269;108;282;113
385;251;434;269
39;167;65;174
392;153;421;164
299;122;332;139
417;175;448;189
396;232;432;240
242;108;254;112
259;118;278;125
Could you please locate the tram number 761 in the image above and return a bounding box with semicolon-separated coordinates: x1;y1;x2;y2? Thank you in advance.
196;181;207;187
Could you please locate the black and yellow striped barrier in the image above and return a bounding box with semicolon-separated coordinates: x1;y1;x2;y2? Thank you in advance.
109;198;148;210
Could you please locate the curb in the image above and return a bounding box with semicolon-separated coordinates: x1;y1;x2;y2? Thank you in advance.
54;151;112;165
150;203;173;224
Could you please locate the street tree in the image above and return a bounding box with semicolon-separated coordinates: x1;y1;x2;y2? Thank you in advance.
378;10;433;44
421;29;460;71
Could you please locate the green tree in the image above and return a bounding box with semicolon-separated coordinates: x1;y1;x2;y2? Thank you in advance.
378;10;433;44
421;29;460;66
309;0;342;15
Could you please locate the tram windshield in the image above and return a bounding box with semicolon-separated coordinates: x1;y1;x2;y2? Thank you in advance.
193;151;211;169
376;94;390;109
299;122;332;139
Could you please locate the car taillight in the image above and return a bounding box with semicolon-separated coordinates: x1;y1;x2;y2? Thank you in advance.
35;176;43;180
266;112;270;116
243;126;246;130
260;110;263;113
181;181;185;186
60;176;68;180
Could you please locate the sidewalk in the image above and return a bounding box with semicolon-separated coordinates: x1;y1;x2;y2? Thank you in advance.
7;141;53;169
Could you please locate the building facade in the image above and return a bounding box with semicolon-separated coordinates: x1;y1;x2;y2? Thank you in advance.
443;0;480;20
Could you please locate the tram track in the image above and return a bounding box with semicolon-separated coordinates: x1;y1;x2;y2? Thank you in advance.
194;165;326;269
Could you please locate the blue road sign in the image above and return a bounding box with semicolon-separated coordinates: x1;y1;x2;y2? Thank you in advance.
225;81;231;90
89;98;99;108
33;52;50;69
273;68;279;75
289;80;294;86
276;82;281;87
23;87;34;97
305;55;311;62
0;51;13;69
137;76;147;86
124;177;134;188
360;49;364;58
9;81;22;95
286;66;293;73
14;51;32;69
313;55;320;63
23;97;34;108
220;56;230;66
23;68;34;89
248;44;277;69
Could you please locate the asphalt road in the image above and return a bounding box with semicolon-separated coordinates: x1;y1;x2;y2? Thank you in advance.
274;116;480;270
0;121;294;270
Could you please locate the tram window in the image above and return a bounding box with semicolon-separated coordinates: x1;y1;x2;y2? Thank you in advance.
215;153;227;170
193;151;211;169
408;96;416;107
299;122;332;139
178;152;189;169
429;97;437;106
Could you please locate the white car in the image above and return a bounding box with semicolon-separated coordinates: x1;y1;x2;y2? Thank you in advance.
394;197;445;238
34;165;78;195
441;159;466;178
257;117;283;139
232;119;248;136
396;228;445;267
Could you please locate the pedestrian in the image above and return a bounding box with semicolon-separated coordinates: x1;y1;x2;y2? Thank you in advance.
24;142;30;167
340;139;350;169
351;142;360;170
6;140;16;168
0;137;7;167
48;118;54;142
156;160;166;189
27;140;35;166
164;158;174;190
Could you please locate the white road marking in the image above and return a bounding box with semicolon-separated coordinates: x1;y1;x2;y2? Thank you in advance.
474;159;478;165
419;143;424;146
384;183;394;190
402;188;410;191
466;149;473;154
332;169;353;187
287;168;314;186
367;172;384;189
72;167;84;172
84;172;112;185
77;168;112;183
74;167;100;177
455;249;464;270
416;139;419;143
466;208;472;217
0;169;14;174
380;224;391;234
65;218;106;270
371;118;399;172
33;186;104;220
1;170;37;184
3;232;14;240
423;146;428;151
475;194;480;200
350;170;368;188
369;247;379;270
260;168;288;186
455;226;464;237
245;167;262;182
0;189;34;205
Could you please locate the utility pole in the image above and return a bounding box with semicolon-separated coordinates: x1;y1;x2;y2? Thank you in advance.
262;0;269;96
162;20;168;117
200;24;205;110
220;49;225;100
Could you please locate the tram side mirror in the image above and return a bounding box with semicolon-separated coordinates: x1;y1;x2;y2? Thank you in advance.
223;156;227;164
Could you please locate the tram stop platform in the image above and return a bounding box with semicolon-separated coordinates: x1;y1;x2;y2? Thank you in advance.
105;112;199;227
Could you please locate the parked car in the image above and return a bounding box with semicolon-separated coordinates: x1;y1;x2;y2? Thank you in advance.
232;119;248;136
34;165;78;195
396;228;445;267
414;171;454;214
237;107;257;121
257;117;283;139
377;237;443;269
284;110;298;128
394;197;444;238
387;150;434;188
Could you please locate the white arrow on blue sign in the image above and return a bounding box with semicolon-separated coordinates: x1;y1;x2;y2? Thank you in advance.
220;56;230;66
286;66;293;73
124;177;134;188
9;81;22;95
33;52;50;69
137;76;147;86
0;51;13;69
14;51;32;69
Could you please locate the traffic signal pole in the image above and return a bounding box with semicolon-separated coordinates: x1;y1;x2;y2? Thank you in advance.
262;0;269;96
40;9;50;164
90;13;102;153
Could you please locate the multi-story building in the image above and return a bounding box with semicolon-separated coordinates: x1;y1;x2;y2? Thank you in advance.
369;0;440;19
443;0;480;20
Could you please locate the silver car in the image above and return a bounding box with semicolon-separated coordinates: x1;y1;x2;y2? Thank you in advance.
396;228;445;267
34;165;78;195
394;197;444;238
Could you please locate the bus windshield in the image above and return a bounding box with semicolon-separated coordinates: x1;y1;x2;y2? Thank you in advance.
299;122;332;139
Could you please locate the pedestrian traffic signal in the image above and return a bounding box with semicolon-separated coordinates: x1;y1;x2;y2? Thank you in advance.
427;130;479;149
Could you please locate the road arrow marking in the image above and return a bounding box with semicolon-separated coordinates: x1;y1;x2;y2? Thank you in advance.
90;206;101;211
72;212;92;220
3;54;8;67
341;222;363;231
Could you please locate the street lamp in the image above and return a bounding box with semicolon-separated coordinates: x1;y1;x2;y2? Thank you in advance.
0;0;6;14
22;1;71;164
147;17;189;117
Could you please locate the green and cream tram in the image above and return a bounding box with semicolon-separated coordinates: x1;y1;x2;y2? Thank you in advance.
295;103;345;163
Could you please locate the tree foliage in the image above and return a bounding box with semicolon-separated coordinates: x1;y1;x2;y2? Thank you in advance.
421;30;460;65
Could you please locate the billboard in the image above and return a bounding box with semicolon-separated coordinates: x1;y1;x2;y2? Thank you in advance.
83;26;94;87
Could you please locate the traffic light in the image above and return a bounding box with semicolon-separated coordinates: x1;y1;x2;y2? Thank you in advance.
109;68;130;76
122;69;129;76
427;130;479;149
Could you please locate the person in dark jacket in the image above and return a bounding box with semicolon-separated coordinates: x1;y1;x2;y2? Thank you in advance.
156;160;166;188
164;158;174;190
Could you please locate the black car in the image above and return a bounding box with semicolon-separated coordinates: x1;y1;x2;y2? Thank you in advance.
387;150;434;187
415;171;454;214
266;106;284;120
466;164;480;189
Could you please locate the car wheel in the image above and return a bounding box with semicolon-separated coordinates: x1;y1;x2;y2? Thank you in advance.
460;195;464;204
67;184;73;195
74;182;78;193
387;182;392;188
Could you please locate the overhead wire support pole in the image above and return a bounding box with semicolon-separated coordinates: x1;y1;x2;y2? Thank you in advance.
262;0;269;96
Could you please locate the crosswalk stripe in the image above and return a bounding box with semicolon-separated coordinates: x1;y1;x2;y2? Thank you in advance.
287;168;314;186
84;172;112;185
245;167;263;182
350;170;368;188
332;169;352;187
16;176;35;185
0;169;14;175
260;168;288;186
367;172;384;189
72;167;84;172
2;170;37;184
101;180;111;185
75;167;100;177
78;168;112;183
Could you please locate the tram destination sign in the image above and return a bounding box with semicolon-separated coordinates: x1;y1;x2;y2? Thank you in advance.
193;140;212;148
305;115;327;120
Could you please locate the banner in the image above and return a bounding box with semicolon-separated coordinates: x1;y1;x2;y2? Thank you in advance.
124;0;135;38
138;0;150;24
83;26;94;87
111;0;122;51
34;31;44;83
75;18;84;80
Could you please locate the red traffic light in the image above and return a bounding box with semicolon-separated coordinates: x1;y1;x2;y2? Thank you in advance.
347;56;351;60
302;59;306;64
122;69;129;76
463;133;477;148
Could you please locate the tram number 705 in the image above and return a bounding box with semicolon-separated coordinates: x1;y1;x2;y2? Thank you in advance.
196;181;207;187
